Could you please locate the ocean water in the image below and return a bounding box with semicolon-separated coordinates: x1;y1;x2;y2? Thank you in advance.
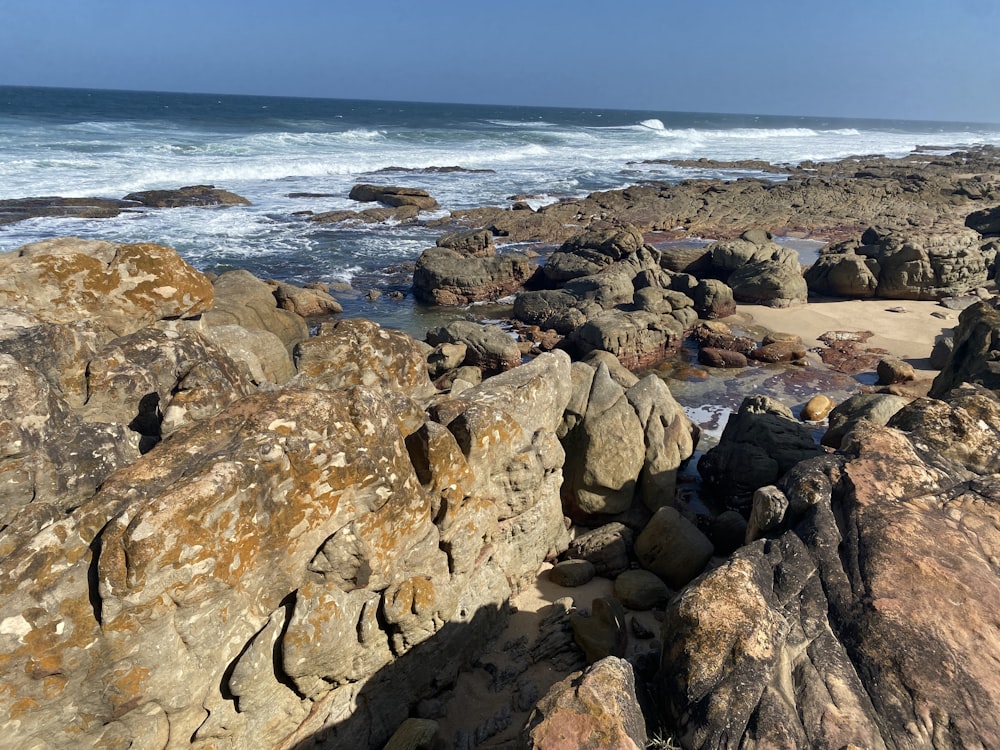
3;85;1000;330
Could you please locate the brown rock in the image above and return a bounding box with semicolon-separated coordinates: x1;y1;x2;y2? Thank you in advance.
521;657;647;750
122;184;251;207
0;238;214;336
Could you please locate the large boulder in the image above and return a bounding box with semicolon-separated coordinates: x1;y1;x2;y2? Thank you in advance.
295;318;436;401
564;309;686;370
122;184;251;207
349;184;439;210
709;232;807;307
698;395;824;506
425;320;521;375
0;345;575;749
412;246;534;305
0;238;214;336
520;657;648;750
658;391;1000;748
560;363;645;517
930;295;1000;397
201;269;309;353
807;228;989;300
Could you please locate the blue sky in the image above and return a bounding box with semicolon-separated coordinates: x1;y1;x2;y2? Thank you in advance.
1;0;998;123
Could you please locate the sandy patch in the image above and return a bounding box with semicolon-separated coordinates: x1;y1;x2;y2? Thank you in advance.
731;297;958;377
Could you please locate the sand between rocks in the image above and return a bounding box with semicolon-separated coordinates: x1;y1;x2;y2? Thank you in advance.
734;297;956;377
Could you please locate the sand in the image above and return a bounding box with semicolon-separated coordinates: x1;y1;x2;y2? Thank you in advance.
733;297;958;377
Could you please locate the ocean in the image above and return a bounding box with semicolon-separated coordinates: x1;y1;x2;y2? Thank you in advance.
3;85;1000;331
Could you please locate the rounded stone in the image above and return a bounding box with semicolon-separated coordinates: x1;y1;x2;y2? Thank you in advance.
549;559;597;588
613;569;671;610
802;394;836;421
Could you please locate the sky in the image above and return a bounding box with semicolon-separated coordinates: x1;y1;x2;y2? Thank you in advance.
1;0;998;124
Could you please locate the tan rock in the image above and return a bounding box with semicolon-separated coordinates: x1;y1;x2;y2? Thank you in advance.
0;238;213;336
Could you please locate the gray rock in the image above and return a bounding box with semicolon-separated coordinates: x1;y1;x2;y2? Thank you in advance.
425;320;521;375
560;363;645;517
549;559;596;588
613;569;671;610
698;395;824;504
930;296;1000;397
570;597;628;663
564;523;634;578
821;393;910;449
203;269;309;353
635;506;714;589
746;485;790;542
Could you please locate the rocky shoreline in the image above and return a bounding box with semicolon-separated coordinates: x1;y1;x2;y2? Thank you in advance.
2;147;1000;749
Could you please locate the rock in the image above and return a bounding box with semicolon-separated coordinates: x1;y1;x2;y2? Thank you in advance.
708;234;807;307
821;392;910;449
295;318;435;401
79;323;254;446
698;395;824;505
427;341;467;378
384;718;442;750
658;390;1000;748
745;485;790;542
749;339;807;363
195;322;296;385
888;384;1000;474
708;509;748;555
634;506;714;589
801;394;835;421
930;296;1000;397
929;332;955;369
549;560;597;588
0;196;134;225
804;251;880;297
570;597;628;663
514;290;599;335
624;374;698;509
436;228;495;257
0;353;139;551
560;363;645;517
0;238;214;336
728;259;808;307
271;280;343;317
349;183;439;210
807;228;989;300
201;269;309;353
564;523;634;578
698;346;748;368
876;356;915;385
564;309;686;370
612;570;670;610
966;203;1000;235
122;184;251;207
520;657;647;750
425;320;521;375
412;246;533;305
691;278;736;319
0;338;575;748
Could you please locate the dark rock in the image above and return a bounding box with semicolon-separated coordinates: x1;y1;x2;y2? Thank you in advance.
821;392;910;449
612;570;671;610
564;523;634;578
570;597;628;663
549;559;597;588
634;506;714;589
122;184;251;207
698;346;748;368
0;196;134;225
930;296;1000;397
698;395;824;505
412;247;533;305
